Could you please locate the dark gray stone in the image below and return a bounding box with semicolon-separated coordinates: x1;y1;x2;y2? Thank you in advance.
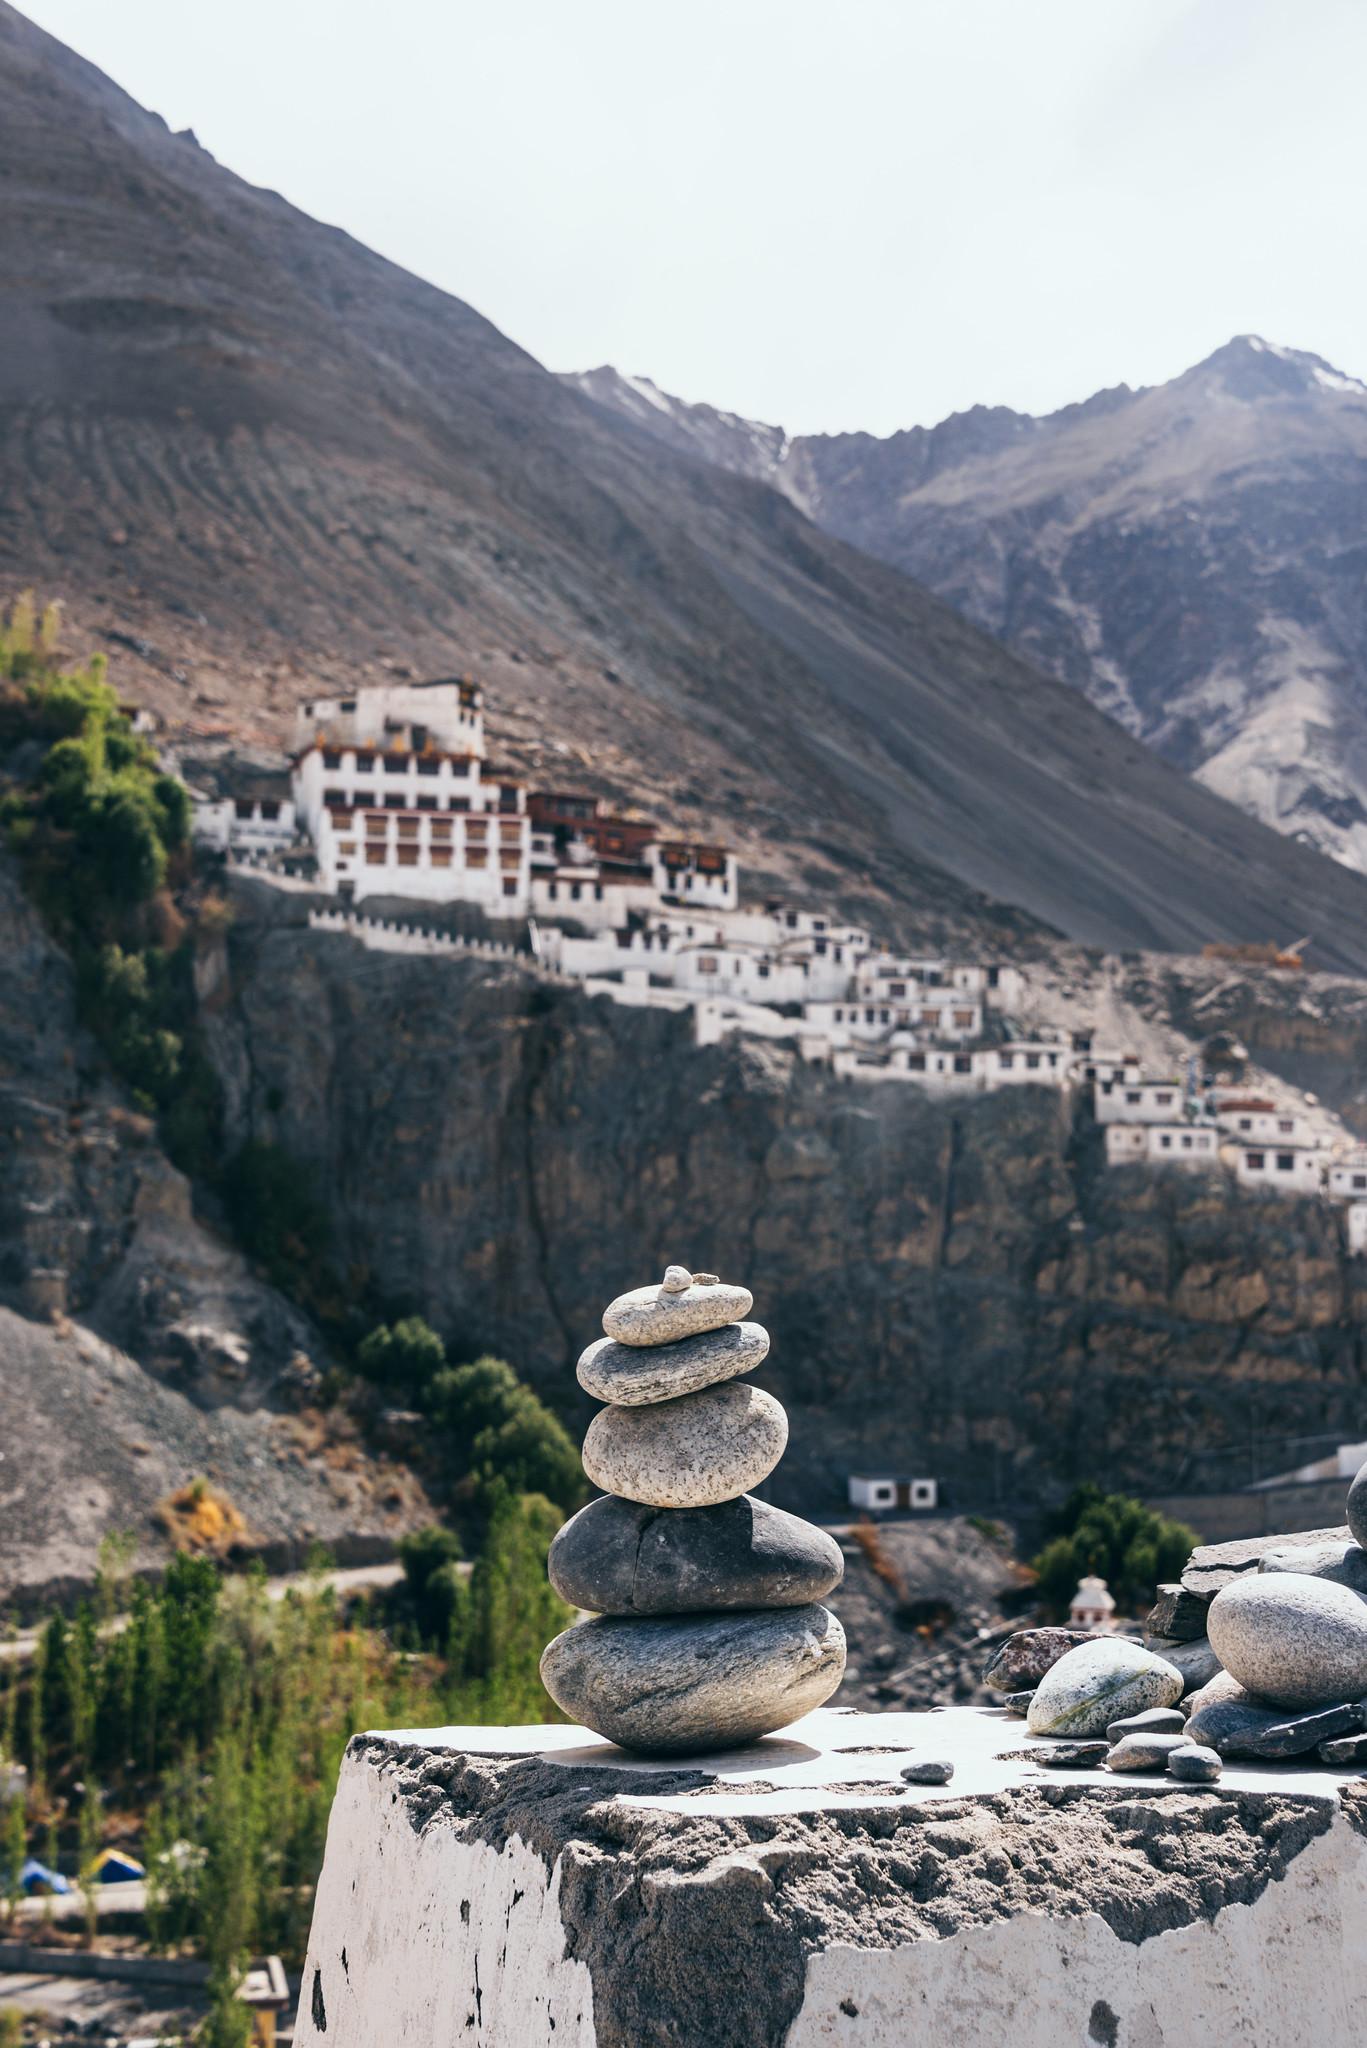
539;1604;846;1755
1318;1731;1367;1766
1040;1740;1110;1768
1167;1744;1222;1783
1145;1583;1211;1642
999;1690;1035;1717
577;1321;770;1407
1105;1732;1191;1772
1180;1525;1350;1597
1106;1707;1187;1744
1184;1670;1367;1758
1206;1571;1367;1710
982;1627;1102;1691
1143;1635;1222;1695
547;1493;844;1615
901;1759;954;1785
1344;1458;1367;1551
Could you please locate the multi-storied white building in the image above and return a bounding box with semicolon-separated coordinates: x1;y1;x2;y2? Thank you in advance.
290;680;533;912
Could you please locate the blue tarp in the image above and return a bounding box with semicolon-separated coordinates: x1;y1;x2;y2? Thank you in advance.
20;1857;72;1895
91;1848;145;1884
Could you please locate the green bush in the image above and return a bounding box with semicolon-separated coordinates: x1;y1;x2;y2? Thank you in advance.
425;1356;584;1513
1031;1484;1198;1620
357;1316;447;1397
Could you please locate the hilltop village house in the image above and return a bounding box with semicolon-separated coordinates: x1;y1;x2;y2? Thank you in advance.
190;678;1367;1246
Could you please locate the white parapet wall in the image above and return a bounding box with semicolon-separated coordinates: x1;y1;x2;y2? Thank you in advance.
294;1707;1367;2048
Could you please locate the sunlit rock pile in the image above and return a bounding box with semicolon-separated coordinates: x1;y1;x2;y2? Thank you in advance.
983;1456;1367;1777
540;1265;847;1753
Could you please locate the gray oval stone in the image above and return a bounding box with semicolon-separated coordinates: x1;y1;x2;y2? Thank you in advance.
602;1275;753;1348
901;1759;953;1785
539;1604;846;1755
577;1321;770;1407
1347;1457;1367;1551
582;1382;787;1508
1106;1707;1187;1744
1026;1639;1184;1739
548;1492;843;1614
1167;1743;1222;1783
1105;1731;1190;1772
1206;1570;1367;1711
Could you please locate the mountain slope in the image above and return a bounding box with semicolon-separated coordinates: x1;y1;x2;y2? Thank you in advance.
568;342;1367;878
6;8;1367;963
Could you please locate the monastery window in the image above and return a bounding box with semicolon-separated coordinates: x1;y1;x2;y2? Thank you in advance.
498;787;518;812
1125;1091;1141;1105
448;796;470;812
233;799;255;820
733;960;742;975
396;847;420;867
1000;1053;1014;1069
758;963;770;978
1026;1054;1041;1070
502;877;518;897
880;1008;891;1024
431;820;452;842
954;1055;971;1074
397;820;419;840
499;848;521;869
1181;1135;1193;1149
1156;1092;1174;1106
322;750;343;771
260;800;280;821
385;794;405;809
815;938;828;955
467;820;487;838
834;1008;843;1023
595;884;604;900
417;757;440;776
1159;1135;1172;1149
449;759;470;777
1278;1119;1294;1133
1238;1118;1252;1131
920;1008;939;1026
907;1053;926;1071
500;820;523;842
365;821;387;842
889;982;906;998
1276;1152;1295;1173
1246;1151;1265;1170
547;883;558;900
416;796;438;811
814;919;827;932
699;956;718;975
953;1009;974;1028
1355;1175;1367;1191
569;882;582;901
468;851;488;869
365;846;386;866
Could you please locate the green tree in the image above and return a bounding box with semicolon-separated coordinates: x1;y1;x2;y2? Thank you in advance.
426;1356;583;1512
357;1316;446;1398
1031;1484;1199;1619
398;1525;465;1646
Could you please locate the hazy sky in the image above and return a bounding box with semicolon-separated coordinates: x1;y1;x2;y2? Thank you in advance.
20;0;1367;435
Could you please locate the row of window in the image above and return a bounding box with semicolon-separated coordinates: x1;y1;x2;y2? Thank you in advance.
320;750;474;776
833;1005;978;1029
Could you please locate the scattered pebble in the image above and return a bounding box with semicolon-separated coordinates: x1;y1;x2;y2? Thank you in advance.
901;1759;954;1785
1105;1731;1191;1772
1167;1743;1222;1783
1000;1690;1035;1718
1039;1740;1110;1769
1106;1706;1187;1744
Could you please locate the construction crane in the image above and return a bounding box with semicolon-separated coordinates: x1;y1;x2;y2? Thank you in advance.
1200;934;1311;971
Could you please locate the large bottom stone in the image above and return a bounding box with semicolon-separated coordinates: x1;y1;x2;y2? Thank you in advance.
539;1605;846;1754
548;1493;844;1615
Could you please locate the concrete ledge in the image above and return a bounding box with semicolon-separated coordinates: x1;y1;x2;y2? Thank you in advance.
294;1706;1367;2047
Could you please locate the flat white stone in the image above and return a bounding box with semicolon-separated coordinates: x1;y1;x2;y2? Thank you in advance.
602;1275;752;1348
582;1381;787;1508
577;1321;769;1406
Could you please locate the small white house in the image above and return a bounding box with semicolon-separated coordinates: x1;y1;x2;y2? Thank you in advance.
1094;1077;1185;1125
848;1475;939;1513
191;792;297;855
1233;1144;1326;1194
1327;1153;1367;1201
1216;1104;1310;1147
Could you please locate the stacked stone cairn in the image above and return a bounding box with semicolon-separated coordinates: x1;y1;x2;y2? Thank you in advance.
539;1265;847;1755
982;1454;1367;1778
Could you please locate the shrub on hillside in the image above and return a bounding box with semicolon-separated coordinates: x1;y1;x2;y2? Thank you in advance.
425;1355;584;1513
357;1315;447;1398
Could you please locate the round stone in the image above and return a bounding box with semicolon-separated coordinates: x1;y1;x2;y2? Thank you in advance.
1026;1639;1184;1739
1348;1457;1367;1551
1105;1731;1190;1772
1167;1743;1222;1783
577;1321;770;1407
1206;1570;1367;1711
582;1382;787;1509
539;1604;846;1755
602;1274;753;1348
548;1492;843;1614
901;1760;953;1785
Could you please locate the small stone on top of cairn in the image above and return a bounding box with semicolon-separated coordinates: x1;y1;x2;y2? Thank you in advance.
540;1265;847;1755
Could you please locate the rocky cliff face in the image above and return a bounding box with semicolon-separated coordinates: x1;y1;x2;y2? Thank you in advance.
0;859;431;1603
205;883;1367;1510
571;339;1367;885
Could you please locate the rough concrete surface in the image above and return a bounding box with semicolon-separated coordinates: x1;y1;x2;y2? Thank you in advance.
295;1707;1367;2048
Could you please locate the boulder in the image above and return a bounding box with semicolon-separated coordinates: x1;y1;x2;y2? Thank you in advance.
582;1381;788;1508
1026;1639;1183;1739
1184;1670;1367;1759
1206;1571;1367;1711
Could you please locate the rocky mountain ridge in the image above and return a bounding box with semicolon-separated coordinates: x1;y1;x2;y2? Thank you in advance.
7;4;1367;961
568;338;1367;885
